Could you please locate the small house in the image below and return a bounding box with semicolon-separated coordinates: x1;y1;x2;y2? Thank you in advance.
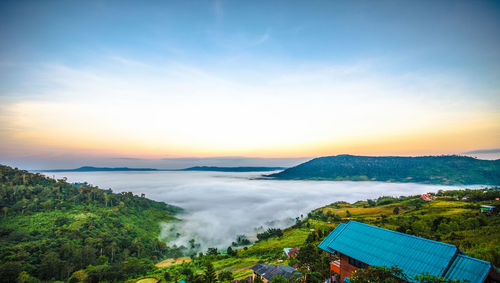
420;193;433;201
283;247;300;258
480;205;495;215
318;221;500;282
251;264;300;282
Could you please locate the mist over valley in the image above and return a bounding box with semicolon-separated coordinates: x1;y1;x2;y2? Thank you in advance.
43;170;457;252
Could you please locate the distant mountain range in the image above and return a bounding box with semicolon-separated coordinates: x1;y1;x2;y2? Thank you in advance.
267;155;500;185
179;166;284;172
37;166;284;173
37;166;159;172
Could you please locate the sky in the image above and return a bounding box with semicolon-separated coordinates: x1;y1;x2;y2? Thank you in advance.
1;0;500;169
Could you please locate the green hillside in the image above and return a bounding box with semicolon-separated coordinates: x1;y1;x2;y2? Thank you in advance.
268;155;500;185
2;164;499;282
0;165;181;283
141;188;499;283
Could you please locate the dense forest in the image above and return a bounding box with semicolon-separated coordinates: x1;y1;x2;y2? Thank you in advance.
268;155;500;185
0;165;181;283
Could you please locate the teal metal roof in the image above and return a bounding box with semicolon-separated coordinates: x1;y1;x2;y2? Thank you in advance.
318;223;346;253
319;221;458;280
444;255;491;283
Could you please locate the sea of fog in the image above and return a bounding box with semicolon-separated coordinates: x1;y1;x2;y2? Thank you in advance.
43;171;458;251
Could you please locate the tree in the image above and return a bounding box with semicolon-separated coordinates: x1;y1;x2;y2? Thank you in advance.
86;264;112;283
193;274;206;283
289;271;303;283
17;271;41;283
0;261;23;283
207;248;219;256
413;273;466;283
164;271;171;282
412;220;431;236
38;251;64;280
2;206;8;218
69;270;88;283
181;268;194;281
393;207;400;215
296;244;329;281
227;246;236;256
204;262;217;283
189;239;196;249
270;275;288;283
277;229;283;238
350;266;407;283
218;270;234;282
254;274;264;283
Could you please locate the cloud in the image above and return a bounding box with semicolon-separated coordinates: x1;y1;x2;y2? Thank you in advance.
1;57;498;159
43;171;458;252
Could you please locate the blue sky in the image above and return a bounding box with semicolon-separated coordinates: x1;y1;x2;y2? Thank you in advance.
0;0;499;168
2;1;499;71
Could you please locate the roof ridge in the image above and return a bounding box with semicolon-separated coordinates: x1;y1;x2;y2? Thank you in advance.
327;223;348;250
332;222;347;240
455;254;492;266
444;253;494;283
318;222;347;251
348;220;458;249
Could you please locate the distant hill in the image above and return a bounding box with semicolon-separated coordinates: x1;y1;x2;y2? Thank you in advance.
38;166;159;172
267;155;500;185
38;166;285;173
181;166;285;172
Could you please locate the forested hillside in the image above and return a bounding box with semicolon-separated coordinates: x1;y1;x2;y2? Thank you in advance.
139;188;500;283
0;165;181;283
268;155;500;185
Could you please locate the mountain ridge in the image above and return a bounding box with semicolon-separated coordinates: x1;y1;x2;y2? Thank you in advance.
36;166;285;173
267;154;500;185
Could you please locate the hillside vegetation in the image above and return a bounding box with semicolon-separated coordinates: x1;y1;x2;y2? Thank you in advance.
0;165;181;283
268;155;500;185
139;187;499;283
1;164;499;282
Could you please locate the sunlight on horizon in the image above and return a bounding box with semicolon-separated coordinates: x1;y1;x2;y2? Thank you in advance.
1;0;499;163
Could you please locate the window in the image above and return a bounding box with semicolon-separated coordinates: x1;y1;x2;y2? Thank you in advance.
348;257;365;269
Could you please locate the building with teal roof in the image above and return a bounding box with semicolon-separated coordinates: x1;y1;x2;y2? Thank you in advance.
318;221;499;282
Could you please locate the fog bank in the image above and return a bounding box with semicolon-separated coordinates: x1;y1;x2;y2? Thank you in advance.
45;171;456;251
